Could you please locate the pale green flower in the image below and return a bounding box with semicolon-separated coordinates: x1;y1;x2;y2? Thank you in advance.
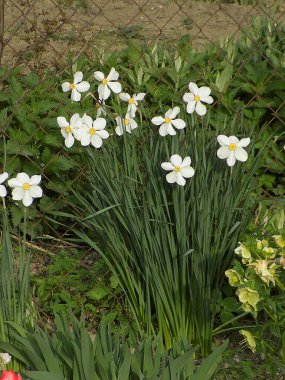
235;243;251;263
236;287;260;312
273;235;285;248
225;269;242;287
240;330;256;353
254;260;275;286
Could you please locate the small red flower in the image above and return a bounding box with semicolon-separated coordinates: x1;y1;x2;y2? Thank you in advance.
0;370;22;380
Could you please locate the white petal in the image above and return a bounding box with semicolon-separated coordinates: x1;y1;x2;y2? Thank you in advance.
195;101;207;116
188;82;199;95
76;81;90;93
8;178;22;187
57;116;69;128
12;187;24;200
228;136;240;145
65;133;75;148
166;171;177;184
98;84;111;100
73;71;83;84
23;191;33;207
169;106;180;119
167;124;176;136
227;151;236;167
170;155;182;167
161;162;174;171
115;125;124;136
217;135;230;146
91;135;103;148
108;81;122;94
151;116;164;126
94;71;105;81
134;93;145;101
62;82;71;92
165;108;173;118
29;185;43;198
237;137;250;147
29;175;41;186
70;113;80;126
186;101;196;114
107;67;119;81
93;118;106;130
172;119;186;130
235;147;248;162
119;93;130;101
176;173;186;186
0;185;7;197
0;172;8;184
129;119;138;130
181;156;191;167
82;115;93;128
183;92;194;103
200;96;213;104
159;123;169;136
17;173;30;184
97;130;109;139
81;133;91;146
71;88;81;102
128;104;137;118
217;146;230;159
181;166;195;178
197;86;211;97
115;116;123;128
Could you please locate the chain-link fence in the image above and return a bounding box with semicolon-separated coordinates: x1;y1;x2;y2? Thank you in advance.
0;0;285;256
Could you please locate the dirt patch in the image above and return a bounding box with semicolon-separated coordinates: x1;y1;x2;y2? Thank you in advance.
2;0;285;71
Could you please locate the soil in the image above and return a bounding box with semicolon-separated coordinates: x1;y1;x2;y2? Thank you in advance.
2;0;285;71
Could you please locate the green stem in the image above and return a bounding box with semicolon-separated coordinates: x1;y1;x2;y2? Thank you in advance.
213;312;249;333
213;325;256;336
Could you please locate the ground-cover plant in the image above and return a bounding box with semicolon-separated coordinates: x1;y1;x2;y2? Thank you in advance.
0;312;228;380
225;229;285;377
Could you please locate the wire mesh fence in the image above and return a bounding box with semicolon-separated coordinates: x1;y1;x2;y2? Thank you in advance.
0;0;285;256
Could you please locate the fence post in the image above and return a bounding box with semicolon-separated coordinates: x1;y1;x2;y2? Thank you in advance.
0;0;4;65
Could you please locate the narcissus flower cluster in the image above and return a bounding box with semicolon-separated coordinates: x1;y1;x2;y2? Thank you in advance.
0;172;42;207
60;69;251;187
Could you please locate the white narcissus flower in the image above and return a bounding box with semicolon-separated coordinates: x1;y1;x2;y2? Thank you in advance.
96;101;106;118
0;172;8;197
161;154;195;186
57;114;83;148
183;82;213;116
62;71;90;102
94;68;122;100
217;135;250;167
0;352;12;365
81;115;109;148
151;107;186;137
119;93;146;117
8;173;42;207
115;114;138;136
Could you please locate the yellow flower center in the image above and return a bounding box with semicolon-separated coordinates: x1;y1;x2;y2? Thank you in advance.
174;166;181;172
229;143;237;150
128;98;135;104
22;183;30;190
194;95;200;102
102;79;108;85
124;119;129;125
165;117;171;123
65;126;71;133
89;128;96;135
70;83;75;90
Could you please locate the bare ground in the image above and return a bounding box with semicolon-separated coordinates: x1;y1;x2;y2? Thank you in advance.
2;0;285;71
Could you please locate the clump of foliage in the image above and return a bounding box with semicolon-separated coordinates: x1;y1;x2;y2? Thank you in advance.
225;229;285;377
